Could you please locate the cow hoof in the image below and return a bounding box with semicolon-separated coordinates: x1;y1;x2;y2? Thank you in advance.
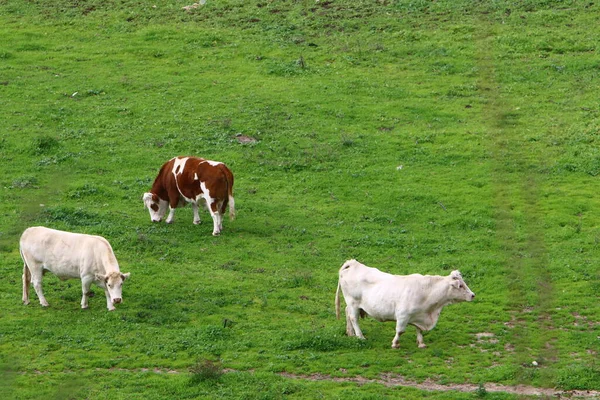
193;220;201;225
418;344;427;349
212;232;221;236
392;344;400;349
23;300;30;305
81;305;89;309
108;308;116;312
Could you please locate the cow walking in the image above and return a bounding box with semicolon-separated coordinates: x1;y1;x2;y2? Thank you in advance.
335;259;475;348
143;156;235;236
20;226;130;311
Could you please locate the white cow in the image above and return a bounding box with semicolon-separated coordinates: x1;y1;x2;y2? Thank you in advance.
335;259;475;348
20;226;130;311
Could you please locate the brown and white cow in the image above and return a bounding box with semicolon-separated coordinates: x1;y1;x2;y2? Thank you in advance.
142;156;235;236
335;259;475;348
20;226;130;311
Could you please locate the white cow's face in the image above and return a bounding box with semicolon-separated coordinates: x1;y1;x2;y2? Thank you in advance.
99;272;130;304
449;270;475;302
143;192;168;222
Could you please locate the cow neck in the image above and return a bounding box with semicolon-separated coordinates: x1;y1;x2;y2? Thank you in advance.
425;276;455;310
150;164;171;201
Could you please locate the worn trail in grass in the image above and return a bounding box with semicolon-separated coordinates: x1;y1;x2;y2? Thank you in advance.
475;17;557;387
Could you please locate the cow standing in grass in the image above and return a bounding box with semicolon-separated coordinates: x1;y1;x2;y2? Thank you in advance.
142;156;235;236
20;226;130;311
335;259;475;348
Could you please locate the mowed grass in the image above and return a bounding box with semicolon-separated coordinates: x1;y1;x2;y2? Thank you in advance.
1;1;599;398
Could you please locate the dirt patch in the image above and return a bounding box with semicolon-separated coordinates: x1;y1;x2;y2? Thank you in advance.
278;371;600;398
235;134;258;144
27;368;600;397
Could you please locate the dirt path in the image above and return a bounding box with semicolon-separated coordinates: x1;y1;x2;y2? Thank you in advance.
276;371;600;398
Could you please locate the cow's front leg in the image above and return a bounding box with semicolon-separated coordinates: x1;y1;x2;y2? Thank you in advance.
192;202;201;225
104;288;116;311
80;276;94;309
392;318;408;349
165;207;176;224
415;327;427;348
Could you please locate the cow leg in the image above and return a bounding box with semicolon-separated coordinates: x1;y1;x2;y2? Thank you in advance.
104;288;115;311
416;327;427;348
346;305;365;339
30;266;49;307
192;202;201;225
22;263;31;305
392;319;409;349
165;207;176;224
208;202;221;236
80;276;94;309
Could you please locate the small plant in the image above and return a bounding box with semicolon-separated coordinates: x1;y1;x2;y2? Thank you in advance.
189;359;223;384
11;176;38;189
31;135;59;155
474;383;487;398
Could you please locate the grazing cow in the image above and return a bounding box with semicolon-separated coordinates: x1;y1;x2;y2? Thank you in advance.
20;226;130;311
142;156;235;236
335;259;475;348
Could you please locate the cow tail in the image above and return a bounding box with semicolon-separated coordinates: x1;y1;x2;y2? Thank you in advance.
335;279;341;319
223;165;235;221
20;248;31;301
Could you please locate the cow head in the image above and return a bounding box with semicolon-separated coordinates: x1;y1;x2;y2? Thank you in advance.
96;272;130;304
143;192;168;222
449;270;475;302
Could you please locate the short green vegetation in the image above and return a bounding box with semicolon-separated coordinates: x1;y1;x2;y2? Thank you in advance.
1;0;598;398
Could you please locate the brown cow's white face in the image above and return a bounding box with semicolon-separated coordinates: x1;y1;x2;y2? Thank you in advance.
449;270;475;302
143;192;168;222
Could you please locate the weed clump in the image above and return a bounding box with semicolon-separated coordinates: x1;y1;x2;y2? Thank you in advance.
189;359;223;384
31;135;60;155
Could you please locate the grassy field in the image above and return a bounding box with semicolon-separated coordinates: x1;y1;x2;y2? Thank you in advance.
1;0;599;398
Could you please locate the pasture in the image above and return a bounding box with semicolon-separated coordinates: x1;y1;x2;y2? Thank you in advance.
1;0;599;398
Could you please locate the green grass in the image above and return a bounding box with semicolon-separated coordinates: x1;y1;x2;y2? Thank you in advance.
1;0;599;398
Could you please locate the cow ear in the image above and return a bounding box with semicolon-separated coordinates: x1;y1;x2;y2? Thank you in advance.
121;272;130;281
450;270;461;280
95;273;107;282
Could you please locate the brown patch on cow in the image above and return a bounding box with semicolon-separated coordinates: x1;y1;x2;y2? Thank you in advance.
150;204;159;212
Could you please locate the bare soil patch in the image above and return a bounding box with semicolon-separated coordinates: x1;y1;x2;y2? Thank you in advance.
278;371;600;398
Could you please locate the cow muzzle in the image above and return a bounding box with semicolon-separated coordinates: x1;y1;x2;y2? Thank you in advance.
112;298;122;304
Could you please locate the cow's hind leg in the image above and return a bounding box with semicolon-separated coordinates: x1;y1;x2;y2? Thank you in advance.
346;305;365;339
208;201;222;236
30;265;49;307
80;276;94;309
415;327;427;348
